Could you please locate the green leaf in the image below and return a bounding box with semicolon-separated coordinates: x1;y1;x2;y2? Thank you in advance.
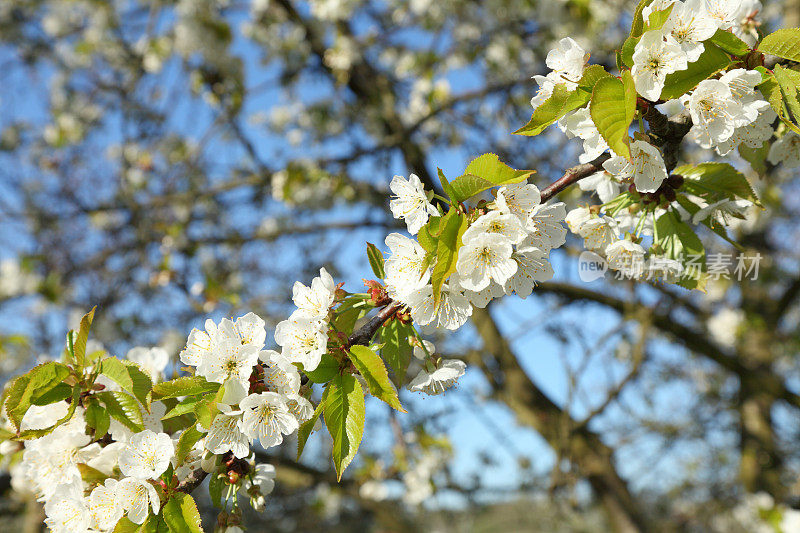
208;473;225;508
709;29;750;56
760;73;800;135
86;399;111;438
78;463;110;486
4;361;71;430
514;84;591;136
193;394;218;430
675;162;759;204
446;153;536;203
773;65;800;126
152;376;219;400
366;242;386;279
654;209;706;289
629;0;655;38
578;64;612;91
13;387;79;440
590;72;636;160
758;28;800;61
660;43;732;100
380;320;414;385
72;307;96;370
644;4;674;31
97;391;145;432
303;352;339;384
297;401;323;460
322;374;365;481
31;382;72;406
437;167;458;202
175;425;204;465
430;209;468;308
348;345;405;412
162;493;203;533
620;36;639;68
100;357;154;408
114;514;168;533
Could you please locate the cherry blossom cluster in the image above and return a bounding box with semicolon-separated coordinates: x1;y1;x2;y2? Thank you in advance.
388;174;566;325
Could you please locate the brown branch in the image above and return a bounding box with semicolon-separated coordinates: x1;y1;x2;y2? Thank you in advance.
540;153;612;203
347;300;403;347
176;466;208;494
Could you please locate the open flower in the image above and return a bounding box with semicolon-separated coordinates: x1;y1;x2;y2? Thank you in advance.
88;478;123;531
493;182;541;222
384;233;430;299
204;405;250;459
631;31;688;101
462;211;527;245
196;337;259;391
767;131;800;168
179;319;217;367
603;140;668;193
504;247;554;298
119;430;175;480
408;360;467;395
274;317;328;371
44;484;90;533
455;233;517;292
239;392;299;448
606;240;647;278
115;477;160;525
531;38;588;107
525;201;568;251
241;463;276;512
579;216;620;251
291;267;336;320
663;0;718;62
389;174;437;235
260;350;301;395
686;79;748;148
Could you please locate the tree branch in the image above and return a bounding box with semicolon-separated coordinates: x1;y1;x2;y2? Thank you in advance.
540;153;612;203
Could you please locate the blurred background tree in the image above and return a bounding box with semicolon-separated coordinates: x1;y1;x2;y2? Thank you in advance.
0;0;799;531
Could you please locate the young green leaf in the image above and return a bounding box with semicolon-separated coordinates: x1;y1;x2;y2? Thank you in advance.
590;72;636;161
654;208;706;290
175;425;204;465
303;352;339;384
760;72;800;135
430;209;468;308
100;357;154;408
348;345;405;412
660;43;731;100
629;0;656;38
4;361;71;430
72;307;96;370
578;64;612;91
380;320;415;385
709;29;750;56
366;242;386;279
151;376;220;400
162;493;203;533
757;28;800;61
445;153;536;204
675;162;760;204
514;84;591;136
86;399;111;438
322;373;365;481
773;65;800;126
644;4;674;31
97;391;145;433
297;401;323;460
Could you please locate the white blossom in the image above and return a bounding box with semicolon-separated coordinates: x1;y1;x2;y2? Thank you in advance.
686;79;750;148
384;233;430;298
259;350;301;395
126;347;169;381
603;140;668;193
663;0;718;62
525;202;568;252
118;430;175;480
239;392;299;448
44;484;90;533
389;174;437;235
531;38;588;107
115;477;160;525
578;171;622;203
204;405;250;459
692;199;753;226
605;240;647;278
493;182;541;222
631;30;688;101
274;317;328;371
767;131;800;168
88;478;123;531
196;337;259;392
455;233;517;292
504;247;554;298
291;267;336;320
579;216;620;251
559;106;610;163
462;211;527;245
241;463;276;512
408;360;467;395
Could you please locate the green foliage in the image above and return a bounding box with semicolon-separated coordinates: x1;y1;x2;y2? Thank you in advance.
380;320;415;384
163;396;204;420
428;209;468;307
86;399;111;438
208;473;226;509
619;36;638;68
644;4;674;31
14;387;80;440
296;401;323;460
78;463;110;486
676;163;759;204
114;514;168;533
162;493;203;533
348;345;405;412
100;357;153;408
590;71;636;160
629;0;655;38
660;43;731;100
322;373;365;480
71;307;96;370
514;84;591;136
4;361;71;430
444;154;536;204
654;209;706;290
303;352;339;383
151;376;220;400
366;242;386;279
97;391;145;432
175;425;204;465
768;65;800;135
708;29;750;56
758;28;800;61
